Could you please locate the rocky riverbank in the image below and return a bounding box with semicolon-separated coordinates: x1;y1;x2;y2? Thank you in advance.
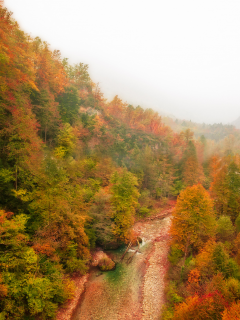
57;206;174;320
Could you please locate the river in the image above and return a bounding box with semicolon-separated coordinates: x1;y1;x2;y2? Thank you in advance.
72;212;172;320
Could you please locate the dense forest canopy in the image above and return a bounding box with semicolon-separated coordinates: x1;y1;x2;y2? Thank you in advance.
1;6;240;320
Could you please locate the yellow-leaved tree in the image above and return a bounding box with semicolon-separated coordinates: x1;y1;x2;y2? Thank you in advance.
171;184;216;259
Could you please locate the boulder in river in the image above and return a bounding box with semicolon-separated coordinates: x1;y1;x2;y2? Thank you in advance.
98;257;115;271
91;250;115;271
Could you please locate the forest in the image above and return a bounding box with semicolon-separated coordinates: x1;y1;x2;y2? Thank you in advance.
1;6;240;320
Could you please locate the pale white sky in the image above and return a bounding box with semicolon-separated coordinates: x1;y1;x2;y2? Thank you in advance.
4;0;240;123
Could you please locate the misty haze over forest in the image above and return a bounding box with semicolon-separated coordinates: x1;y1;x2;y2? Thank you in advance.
5;0;240;124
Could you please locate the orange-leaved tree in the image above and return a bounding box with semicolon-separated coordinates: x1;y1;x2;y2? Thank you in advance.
171;184;216;259
30;37;68;142
173;291;228;320
0;7;43;189
222;301;240;320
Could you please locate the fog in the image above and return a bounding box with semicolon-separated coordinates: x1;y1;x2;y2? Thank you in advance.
4;0;240;124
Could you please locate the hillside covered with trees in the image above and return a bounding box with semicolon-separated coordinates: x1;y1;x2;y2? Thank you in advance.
164;155;240;319
1;6;240;320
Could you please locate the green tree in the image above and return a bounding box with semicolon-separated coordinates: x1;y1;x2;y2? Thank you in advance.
180;141;204;186
0;210;68;319
110;169;139;242
56;86;80;125
216;216;235;241
54;123;76;159
211;157;240;220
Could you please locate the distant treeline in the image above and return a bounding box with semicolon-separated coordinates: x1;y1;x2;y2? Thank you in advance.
163;117;239;142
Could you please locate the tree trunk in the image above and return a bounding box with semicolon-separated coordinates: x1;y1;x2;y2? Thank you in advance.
120;241;132;262
45;126;47;143
183;237;190;263
15;165;18;190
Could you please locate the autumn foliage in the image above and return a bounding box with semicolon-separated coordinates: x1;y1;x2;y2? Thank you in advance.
173;292;228;320
171;184;216;257
222;301;240;320
166;163;240;320
2;4;240;320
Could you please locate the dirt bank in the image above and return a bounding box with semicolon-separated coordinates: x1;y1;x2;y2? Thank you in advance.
56;274;89;320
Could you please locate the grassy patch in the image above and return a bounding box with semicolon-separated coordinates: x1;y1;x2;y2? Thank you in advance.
106;263;127;284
